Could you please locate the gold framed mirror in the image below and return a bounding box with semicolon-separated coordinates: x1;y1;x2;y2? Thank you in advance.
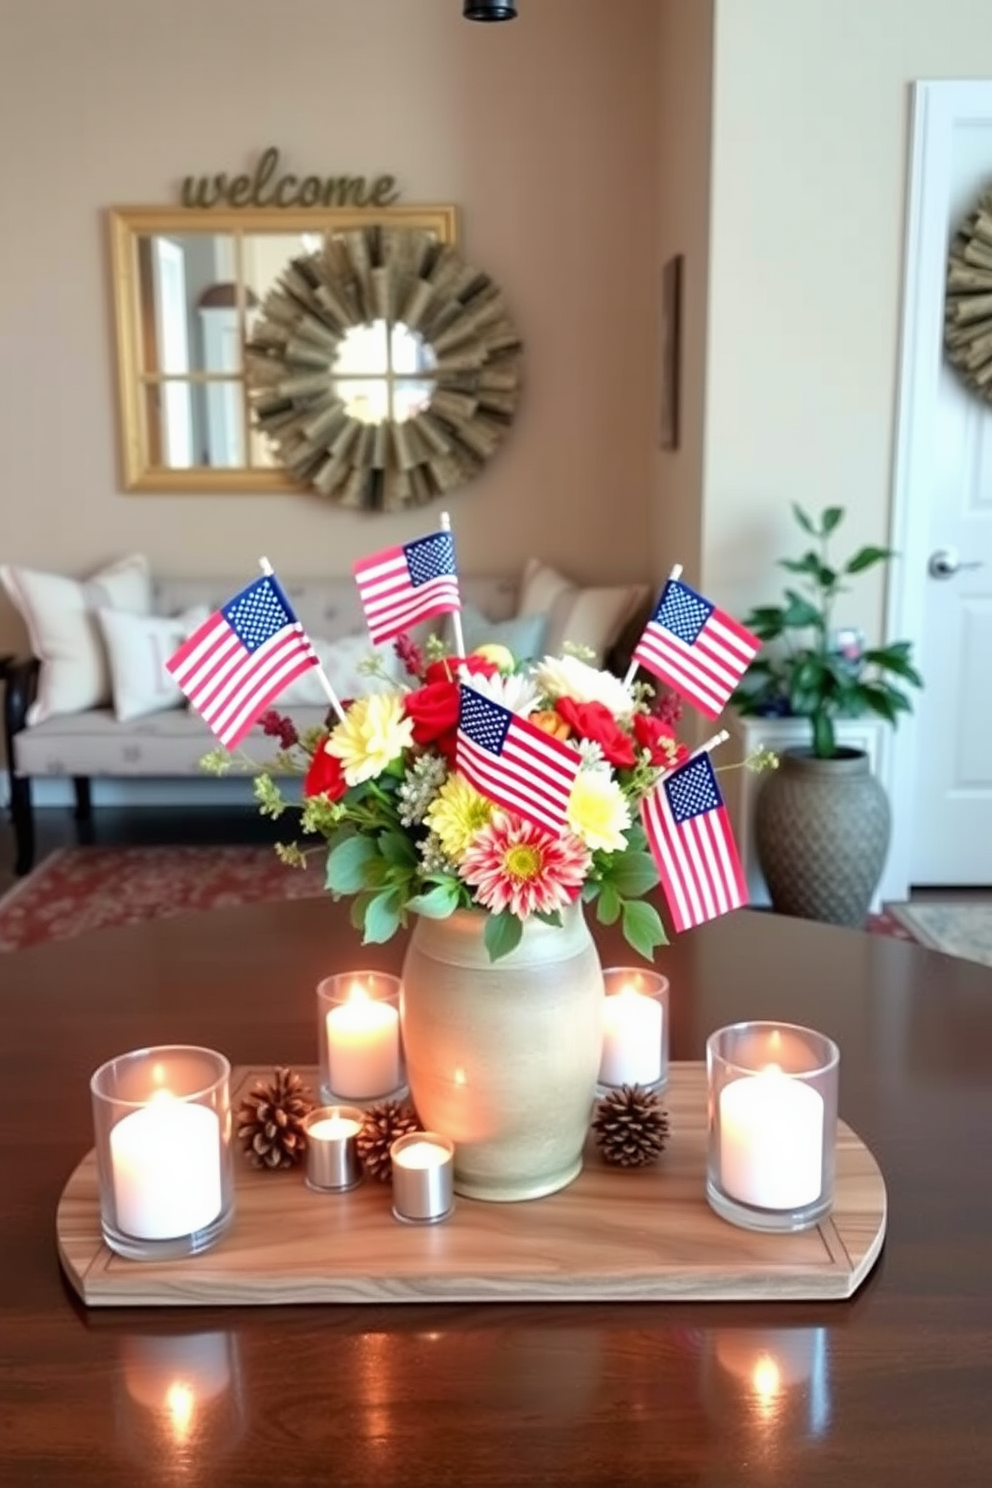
109;204;460;494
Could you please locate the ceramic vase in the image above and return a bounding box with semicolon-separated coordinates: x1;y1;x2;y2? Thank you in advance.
399;902;604;1202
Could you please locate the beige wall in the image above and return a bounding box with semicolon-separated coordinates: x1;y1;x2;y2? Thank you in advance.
651;0;714;584
703;0;992;636
0;0;661;654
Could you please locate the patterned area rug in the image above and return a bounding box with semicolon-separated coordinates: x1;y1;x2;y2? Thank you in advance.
888;900;992;969
0;844;921;954
0;845;329;952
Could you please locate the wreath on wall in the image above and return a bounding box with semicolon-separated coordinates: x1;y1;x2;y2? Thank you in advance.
244;225;522;509
945;186;992;404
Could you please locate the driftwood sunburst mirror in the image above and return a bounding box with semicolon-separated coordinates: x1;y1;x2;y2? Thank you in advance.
244;224;523;509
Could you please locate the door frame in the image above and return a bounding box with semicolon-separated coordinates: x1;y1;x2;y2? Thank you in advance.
885;79;992;899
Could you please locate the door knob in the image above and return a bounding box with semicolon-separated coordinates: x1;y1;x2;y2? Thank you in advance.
928;547;985;579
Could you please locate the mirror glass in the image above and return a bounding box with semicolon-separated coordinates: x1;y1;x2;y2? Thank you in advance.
334;321;437;426
110;207;458;492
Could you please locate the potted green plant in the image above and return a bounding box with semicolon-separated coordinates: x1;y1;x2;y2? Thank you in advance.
731;503;923;925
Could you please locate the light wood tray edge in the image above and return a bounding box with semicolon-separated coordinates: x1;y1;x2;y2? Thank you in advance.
57;1063;887;1307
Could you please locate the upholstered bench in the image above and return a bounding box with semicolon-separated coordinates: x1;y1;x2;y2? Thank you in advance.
1;556;649;875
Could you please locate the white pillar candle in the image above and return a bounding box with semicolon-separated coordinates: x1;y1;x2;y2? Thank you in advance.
719;1068;824;1210
392;1139;448;1171
599;985;663;1086
110;1095;222;1240
325;985;401;1098
307;1114;362;1142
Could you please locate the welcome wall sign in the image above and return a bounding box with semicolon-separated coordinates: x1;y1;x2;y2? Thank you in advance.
181;146;401;210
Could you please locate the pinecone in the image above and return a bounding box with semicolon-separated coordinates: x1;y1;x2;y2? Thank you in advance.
236;1066;315;1170
356;1100;423;1182
592;1084;670;1168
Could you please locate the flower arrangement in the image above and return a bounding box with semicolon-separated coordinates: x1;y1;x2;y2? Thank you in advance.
204;631;725;963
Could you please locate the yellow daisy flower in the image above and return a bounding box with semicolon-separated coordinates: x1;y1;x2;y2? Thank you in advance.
425;773;494;861
325;693;414;786
566;770;631;853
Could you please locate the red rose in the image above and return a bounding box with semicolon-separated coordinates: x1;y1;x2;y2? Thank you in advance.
554;698;637;768
632;713;690;769
422;655;498;686
303;740;347;801
403;679;461;759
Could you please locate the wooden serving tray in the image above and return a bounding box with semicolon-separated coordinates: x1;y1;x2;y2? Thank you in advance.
57;1063;886;1306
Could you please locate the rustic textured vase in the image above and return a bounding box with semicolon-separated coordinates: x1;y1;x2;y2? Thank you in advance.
755;747;891;926
399;903;604;1202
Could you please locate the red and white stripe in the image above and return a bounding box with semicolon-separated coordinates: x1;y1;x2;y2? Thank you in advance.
457;720;580;835
168;614;317;749
353;547;460;645
633;611;759;718
641;783;747;932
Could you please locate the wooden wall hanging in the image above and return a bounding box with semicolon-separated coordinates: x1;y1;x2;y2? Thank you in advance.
945;186;992;403
245;225;522;509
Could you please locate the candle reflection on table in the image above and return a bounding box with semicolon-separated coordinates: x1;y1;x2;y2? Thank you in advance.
114;1329;244;1464
707;1327;831;1439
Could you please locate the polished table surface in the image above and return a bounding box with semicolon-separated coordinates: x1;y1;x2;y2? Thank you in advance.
2;898;991;1487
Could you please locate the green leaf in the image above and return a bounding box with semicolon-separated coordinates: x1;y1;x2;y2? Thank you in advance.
600;848;659;899
821;506;844;535
845;545;893;574
406;882;461;919
620;899;668;960
483;911;524;962
595;881;622;926
326;835;377;893
362;890;402;945
534;910;564;928
780;592;823;629
862;648;923;687
792;503;816;535
377;830;418;867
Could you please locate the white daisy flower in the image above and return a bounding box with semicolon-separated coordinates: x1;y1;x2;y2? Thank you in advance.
468;669;541;716
533;654;635;716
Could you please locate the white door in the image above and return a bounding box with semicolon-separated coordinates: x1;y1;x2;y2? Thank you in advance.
889;82;992;889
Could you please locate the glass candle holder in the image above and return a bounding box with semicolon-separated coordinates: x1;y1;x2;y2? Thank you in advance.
597;967;669;1093
90;1045;234;1260
316;971;406;1104
706;1021;839;1233
390;1131;455;1224
302;1105;364;1191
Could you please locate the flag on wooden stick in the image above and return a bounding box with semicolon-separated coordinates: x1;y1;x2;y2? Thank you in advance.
166;574;319;749
641;752;747;931
353;529;461;645
632;576;760;718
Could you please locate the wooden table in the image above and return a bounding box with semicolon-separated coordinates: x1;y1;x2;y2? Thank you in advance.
2;898;991;1487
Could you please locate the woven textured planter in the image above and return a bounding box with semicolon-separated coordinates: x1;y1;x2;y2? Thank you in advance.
755;748;891;927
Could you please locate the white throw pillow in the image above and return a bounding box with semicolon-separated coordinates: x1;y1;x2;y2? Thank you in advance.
517;558;649;665
0;554;152;724
98;606;211;722
278;634;399;706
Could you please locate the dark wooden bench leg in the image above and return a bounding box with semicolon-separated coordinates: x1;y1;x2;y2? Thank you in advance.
10;775;35;876
72;776;95;845
72;776;92;822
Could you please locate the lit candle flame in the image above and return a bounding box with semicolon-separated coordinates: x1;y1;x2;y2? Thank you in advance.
164;1381;195;1439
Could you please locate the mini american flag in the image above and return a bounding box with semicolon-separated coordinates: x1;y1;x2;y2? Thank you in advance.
456;686;581;835
632;577;760;719
641;753;747;932
353;530;461;645
166;574;319;750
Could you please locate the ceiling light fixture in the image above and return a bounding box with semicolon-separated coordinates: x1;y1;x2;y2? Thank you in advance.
463;1;518;20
